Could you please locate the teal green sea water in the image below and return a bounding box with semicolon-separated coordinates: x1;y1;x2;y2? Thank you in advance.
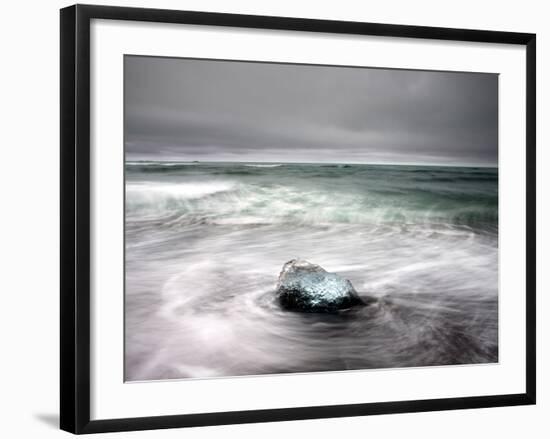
125;162;498;381
126;162;498;231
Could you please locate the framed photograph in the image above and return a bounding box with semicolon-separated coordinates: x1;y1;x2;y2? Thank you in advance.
60;4;536;434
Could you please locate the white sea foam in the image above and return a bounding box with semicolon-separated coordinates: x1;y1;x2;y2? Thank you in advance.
127;181;235;199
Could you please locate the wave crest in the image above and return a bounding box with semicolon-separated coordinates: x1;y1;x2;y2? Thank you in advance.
126;178;497;230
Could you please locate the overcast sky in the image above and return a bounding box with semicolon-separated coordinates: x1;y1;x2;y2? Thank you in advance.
125;55;498;166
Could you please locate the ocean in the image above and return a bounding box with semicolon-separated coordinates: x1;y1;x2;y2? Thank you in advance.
124;161;498;381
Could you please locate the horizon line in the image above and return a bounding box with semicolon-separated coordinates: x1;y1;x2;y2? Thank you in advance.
125;159;498;168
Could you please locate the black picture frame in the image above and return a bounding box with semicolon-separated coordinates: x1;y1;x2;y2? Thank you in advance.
60;4;536;434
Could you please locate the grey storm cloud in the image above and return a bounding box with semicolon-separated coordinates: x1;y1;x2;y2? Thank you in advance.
124;55;498;166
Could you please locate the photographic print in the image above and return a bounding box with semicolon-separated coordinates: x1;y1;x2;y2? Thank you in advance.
124;55;498;382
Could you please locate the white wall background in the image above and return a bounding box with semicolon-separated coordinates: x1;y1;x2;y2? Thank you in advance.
0;0;546;437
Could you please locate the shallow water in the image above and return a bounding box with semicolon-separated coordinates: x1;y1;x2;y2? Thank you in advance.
125;162;498;381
